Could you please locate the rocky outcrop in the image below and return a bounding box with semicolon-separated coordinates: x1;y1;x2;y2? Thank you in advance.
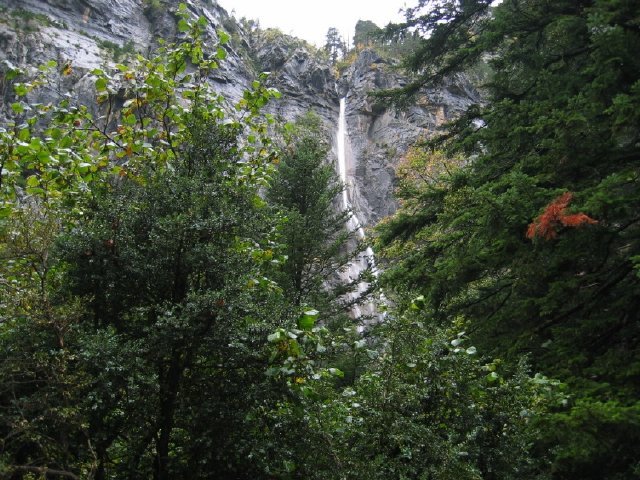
0;0;479;227
0;0;156;75
0;0;253;109
339;49;480;225
255;33;338;126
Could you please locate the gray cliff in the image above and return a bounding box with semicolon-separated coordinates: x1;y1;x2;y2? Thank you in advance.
0;0;479;227
340;49;480;225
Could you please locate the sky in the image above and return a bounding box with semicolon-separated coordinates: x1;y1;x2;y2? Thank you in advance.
217;0;409;48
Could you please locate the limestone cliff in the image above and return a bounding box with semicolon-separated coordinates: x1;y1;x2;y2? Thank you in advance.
0;0;479;226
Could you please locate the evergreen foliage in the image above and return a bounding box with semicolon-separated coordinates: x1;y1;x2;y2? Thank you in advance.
377;0;640;478
267;113;373;319
353;20;381;49
324;27;347;64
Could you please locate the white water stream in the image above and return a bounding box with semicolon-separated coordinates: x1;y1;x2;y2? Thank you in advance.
336;98;379;320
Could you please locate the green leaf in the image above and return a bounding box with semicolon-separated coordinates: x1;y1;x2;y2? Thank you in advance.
298;309;319;330
77;162;92;173
18;128;31;142
123;113;137;125
218;30;230;44
410;295;426;310
14;83;28;97
26;175;39;187
95;77;108;91
177;19;190;33
5;68;20;81
268;88;281;99
298;316;315;331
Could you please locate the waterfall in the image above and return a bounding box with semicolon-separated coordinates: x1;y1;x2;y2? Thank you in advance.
336;98;379;321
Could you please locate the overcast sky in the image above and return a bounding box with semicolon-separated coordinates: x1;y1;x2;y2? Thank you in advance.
217;0;409;47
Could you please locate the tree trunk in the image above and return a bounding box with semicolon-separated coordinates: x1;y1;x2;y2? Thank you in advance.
154;349;183;480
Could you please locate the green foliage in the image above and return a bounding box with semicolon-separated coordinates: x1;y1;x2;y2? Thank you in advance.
324;27;347;65
353;20;382;48
537;400;640;479
267;113;372;318
256;300;558;479
97;39;136;62
0;6;282;479
4;7;54;32
142;0;168;21
0;2;570;479
53;119;280;478
352;19;421;60
341;314;556;480
377;0;640;477
378;0;493;104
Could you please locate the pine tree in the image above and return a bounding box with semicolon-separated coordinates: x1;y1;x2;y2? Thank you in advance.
376;1;640;478
268;113;372;319
324;27;346;64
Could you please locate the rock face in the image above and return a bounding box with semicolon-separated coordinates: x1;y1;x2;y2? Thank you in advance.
254;33;338;126
0;0;253;108
340;49;480;225
0;0;479;227
1;0;154;69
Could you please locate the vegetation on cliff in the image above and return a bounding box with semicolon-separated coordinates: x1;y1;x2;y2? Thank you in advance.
1;0;639;478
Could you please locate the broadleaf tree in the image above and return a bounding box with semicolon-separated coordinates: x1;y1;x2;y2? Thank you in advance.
0;5;284;479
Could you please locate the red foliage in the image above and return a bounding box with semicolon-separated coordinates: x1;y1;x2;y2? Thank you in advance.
526;192;597;240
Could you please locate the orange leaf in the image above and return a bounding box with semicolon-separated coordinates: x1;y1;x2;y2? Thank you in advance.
526;192;597;240
560;213;598;227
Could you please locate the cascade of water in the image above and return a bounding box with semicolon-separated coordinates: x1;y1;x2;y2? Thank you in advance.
336;98;380;320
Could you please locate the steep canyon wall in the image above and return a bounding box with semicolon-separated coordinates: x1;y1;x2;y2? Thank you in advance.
0;0;479;226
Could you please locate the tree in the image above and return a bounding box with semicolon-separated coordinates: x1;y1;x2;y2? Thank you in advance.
324;27;347;64
376;0;640;478
0;6;283;479
267;113;373;319
56;119;285;480
255;295;558;479
353;20;381;50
